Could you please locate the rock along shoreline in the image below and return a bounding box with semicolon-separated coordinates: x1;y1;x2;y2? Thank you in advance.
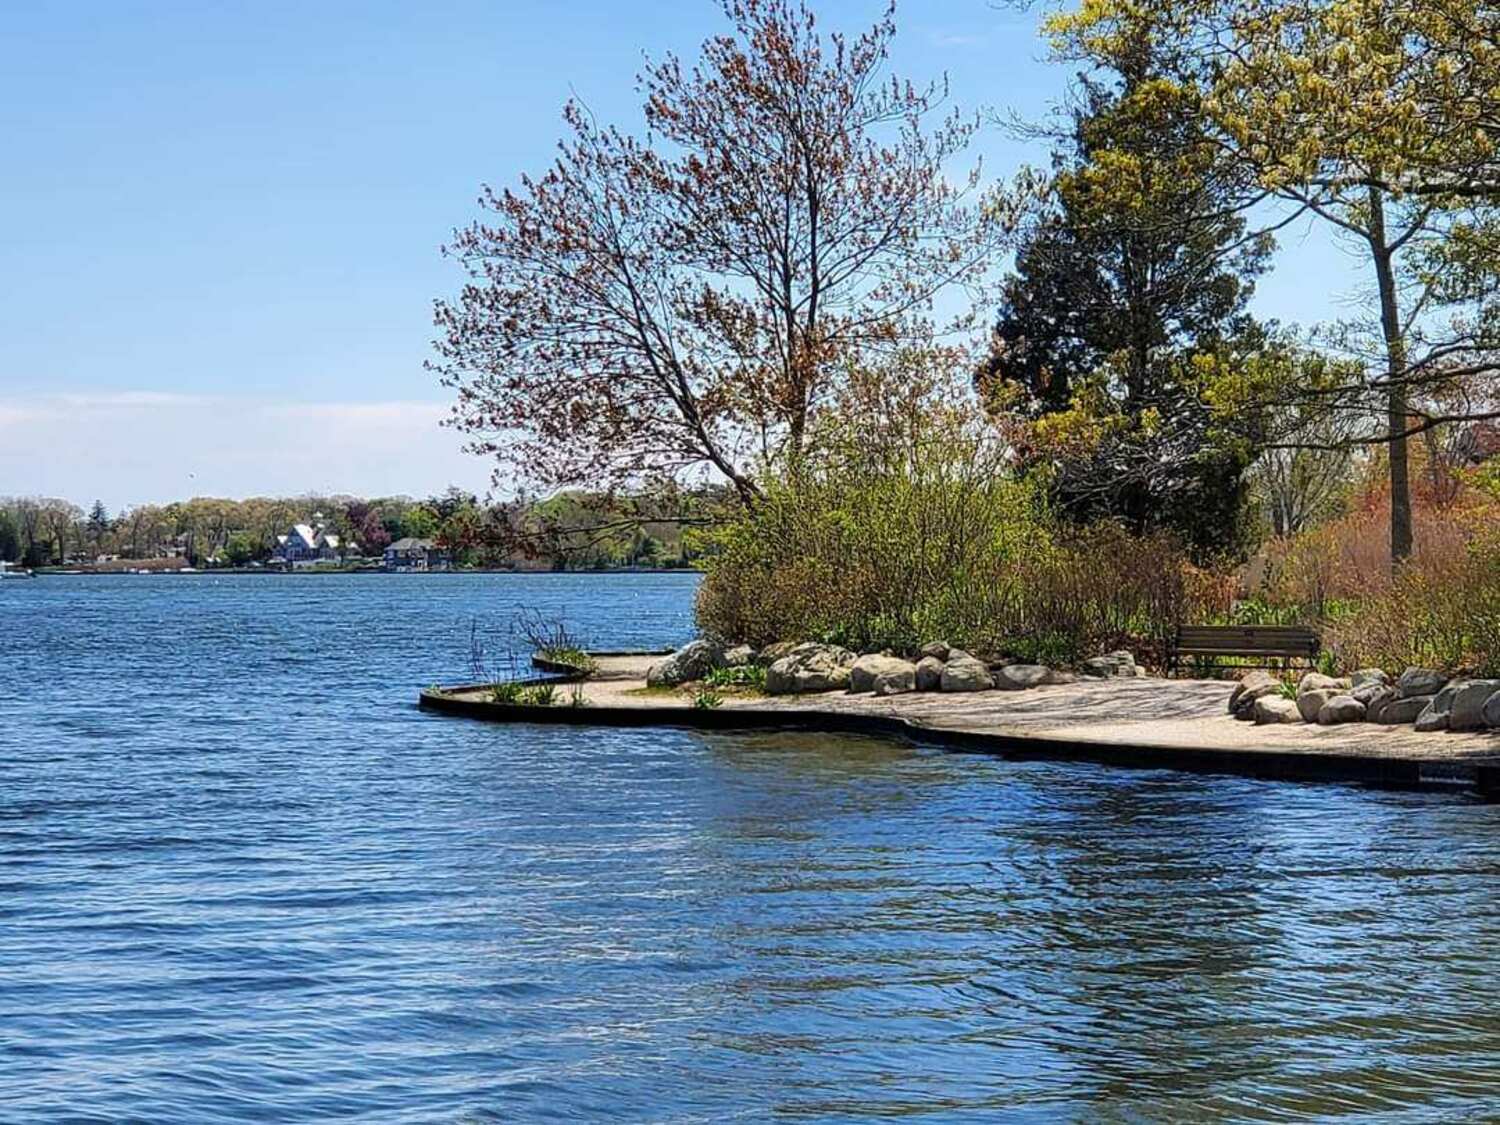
421;650;1500;800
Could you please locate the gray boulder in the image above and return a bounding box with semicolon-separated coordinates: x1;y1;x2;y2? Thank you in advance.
765;643;856;695
915;656;944;692
647;639;725;687
1397;667;1448;699
1297;688;1335;724
1450;679;1500;732
918;641;951;662
1298;672;1350;697
1484;690;1500;729
994;664;1053;691
1230;670;1282;718
723;644;756;668
757;641;800;666
1317;695;1367;725
940;650;995;693
1415;705;1451;733
1415;682;1462;732
873;661;917;697
1351;682;1396;713
1081;651;1139;678
849;654;915;695
1371;694;1433;725
1351;668;1390;689
1254;695;1301;724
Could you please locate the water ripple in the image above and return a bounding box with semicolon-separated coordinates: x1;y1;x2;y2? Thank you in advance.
4;574;1500;1120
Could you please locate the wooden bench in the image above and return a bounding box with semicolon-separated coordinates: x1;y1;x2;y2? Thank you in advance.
1169;624;1321;677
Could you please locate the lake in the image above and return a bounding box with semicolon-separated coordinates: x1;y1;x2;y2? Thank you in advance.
5;572;1500;1120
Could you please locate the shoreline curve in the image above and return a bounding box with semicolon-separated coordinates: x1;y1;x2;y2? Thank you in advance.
419;653;1500;799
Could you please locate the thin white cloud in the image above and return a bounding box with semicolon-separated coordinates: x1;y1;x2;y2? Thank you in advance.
0;391;492;509
928;30;988;49
53;390;206;410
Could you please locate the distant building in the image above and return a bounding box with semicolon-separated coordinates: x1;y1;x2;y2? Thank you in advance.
383;537;451;572
273;521;343;568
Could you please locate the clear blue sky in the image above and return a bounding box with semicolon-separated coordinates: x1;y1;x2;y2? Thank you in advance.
1;0;1359;510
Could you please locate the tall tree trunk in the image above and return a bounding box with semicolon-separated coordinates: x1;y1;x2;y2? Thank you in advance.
1366;187;1413;565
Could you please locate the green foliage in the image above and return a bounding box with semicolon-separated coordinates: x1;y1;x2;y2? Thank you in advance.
490;681;525;704
695;407;1230;666
490;680;562;706
223;531;263;567
978;36;1274;560
567;682;590;708
0;510;19;563
692;690;724;710
1217;598;1307;628
537;646;598;676
704;664;766;691
521;683;558;707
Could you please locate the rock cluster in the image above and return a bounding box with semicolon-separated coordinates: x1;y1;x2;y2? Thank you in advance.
646;638;1144;698
647;637;1500;736
1225;664;1500;734
1229;670;1288;721
848;653;917;697
764;643;857;694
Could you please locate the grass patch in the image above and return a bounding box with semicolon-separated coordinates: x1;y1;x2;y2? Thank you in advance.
537;645;598;675
489;681;560;706
704;664;767;691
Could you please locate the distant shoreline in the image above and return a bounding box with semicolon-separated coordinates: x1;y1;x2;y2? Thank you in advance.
27;566;701;578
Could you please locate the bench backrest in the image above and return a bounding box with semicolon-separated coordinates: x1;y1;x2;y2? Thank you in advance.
1174;624;1320;658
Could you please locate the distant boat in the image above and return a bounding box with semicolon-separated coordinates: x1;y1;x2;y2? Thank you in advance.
0;561;35;579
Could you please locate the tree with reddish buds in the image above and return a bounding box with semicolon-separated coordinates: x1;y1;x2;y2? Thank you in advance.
433;0;1020;507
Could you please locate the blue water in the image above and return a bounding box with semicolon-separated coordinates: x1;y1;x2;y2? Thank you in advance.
5;573;1500;1121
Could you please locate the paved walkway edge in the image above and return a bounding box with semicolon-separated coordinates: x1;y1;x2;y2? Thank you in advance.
418;686;1500;798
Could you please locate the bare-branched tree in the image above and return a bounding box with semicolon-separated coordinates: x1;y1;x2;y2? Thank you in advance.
432;0;1020;507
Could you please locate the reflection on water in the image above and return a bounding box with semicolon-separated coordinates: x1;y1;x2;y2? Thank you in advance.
3;574;1500;1120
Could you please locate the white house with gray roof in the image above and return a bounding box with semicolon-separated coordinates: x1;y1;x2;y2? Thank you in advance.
272;521;343;568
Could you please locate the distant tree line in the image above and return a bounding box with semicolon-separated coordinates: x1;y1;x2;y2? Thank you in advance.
0;487;715;570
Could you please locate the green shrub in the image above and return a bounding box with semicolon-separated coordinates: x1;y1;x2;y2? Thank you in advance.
694;409;1223;667
692;690;723;709
518;683;558;707
491;681;525;704
704;664;766;690
1325;526;1500;676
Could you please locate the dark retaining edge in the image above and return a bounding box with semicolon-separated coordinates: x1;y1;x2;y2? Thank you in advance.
419;685;1500;799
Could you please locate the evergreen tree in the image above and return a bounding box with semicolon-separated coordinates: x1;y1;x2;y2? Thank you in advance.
981;43;1274;557
87;500;110;552
0;510;20;563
